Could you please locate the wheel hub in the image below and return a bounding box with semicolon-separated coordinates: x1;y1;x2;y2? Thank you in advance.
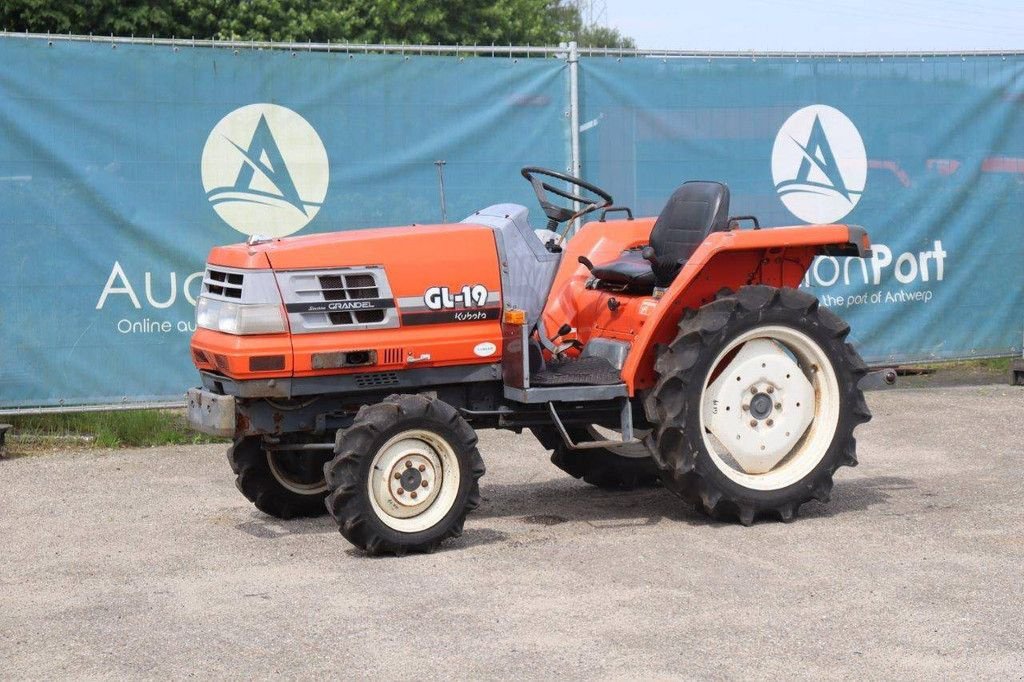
702;338;817;475
368;432;451;523
387;452;436;508
749;392;774;420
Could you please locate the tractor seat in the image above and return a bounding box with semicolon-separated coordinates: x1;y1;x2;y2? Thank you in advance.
591;181;731;290
590;250;656;290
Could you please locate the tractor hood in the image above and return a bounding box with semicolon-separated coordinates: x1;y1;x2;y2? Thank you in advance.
206;223;494;272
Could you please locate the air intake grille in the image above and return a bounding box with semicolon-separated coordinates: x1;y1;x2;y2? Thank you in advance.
213;353;230;372
279;266;397;334
382;348;404;365
354;372;400;388
204;269;244;299
319;273;386;326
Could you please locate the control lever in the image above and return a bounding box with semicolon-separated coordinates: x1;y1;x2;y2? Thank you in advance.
550;322;583;356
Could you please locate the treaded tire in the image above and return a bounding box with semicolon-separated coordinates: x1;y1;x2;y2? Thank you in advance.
324;394;485;556
228;437;330;520
644;285;871;525
531;426;660;490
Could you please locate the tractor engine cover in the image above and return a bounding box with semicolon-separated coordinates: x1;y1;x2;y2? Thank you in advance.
193;221;506;381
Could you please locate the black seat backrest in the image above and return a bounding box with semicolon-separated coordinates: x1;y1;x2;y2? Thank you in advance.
648;181;730;286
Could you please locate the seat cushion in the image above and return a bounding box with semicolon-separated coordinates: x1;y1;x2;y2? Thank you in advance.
591;252;655;291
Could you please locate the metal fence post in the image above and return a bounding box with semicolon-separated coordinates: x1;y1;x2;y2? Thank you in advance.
567;40;581;234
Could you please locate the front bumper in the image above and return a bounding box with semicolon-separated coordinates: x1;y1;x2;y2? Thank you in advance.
186;387;237;438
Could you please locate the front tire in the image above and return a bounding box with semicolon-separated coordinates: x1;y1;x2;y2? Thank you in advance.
644;286;871;524
228;436;332;519
324;394;485;555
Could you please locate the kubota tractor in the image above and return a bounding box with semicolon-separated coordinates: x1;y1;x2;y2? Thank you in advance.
187;167;873;555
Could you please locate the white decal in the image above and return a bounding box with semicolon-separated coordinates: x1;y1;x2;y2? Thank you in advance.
772;105;867;224
424;284;489;310
473;341;497;357
201;103;329;238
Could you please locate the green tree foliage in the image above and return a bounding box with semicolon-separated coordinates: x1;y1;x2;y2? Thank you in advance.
1;0;633;47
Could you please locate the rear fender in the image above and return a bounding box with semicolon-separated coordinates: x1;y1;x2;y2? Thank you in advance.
621;224;870;393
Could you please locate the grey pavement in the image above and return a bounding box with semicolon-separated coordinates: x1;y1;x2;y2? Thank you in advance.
1;384;1022;679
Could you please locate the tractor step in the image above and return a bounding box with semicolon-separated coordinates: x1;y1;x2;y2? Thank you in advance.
547;399;641;451
529;356;621;387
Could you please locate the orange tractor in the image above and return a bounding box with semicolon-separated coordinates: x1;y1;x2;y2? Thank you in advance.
187;168;872;555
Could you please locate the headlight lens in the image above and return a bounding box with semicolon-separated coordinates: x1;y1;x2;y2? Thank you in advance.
196;297;287;335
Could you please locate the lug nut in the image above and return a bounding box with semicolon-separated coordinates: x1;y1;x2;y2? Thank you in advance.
766;386;774;394
749;419;758;427
766;419;774;426
405;461;412;468
394;472;402;480
775;402;782;410
742;404;749;411
410;491;418;499
750;386;757;395
418;464;426;472
421;480;429;488
396;488;405;495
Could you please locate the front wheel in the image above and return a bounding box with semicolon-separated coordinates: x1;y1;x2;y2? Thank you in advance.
644;286;871;524
324;394;485;555
228;436;332;519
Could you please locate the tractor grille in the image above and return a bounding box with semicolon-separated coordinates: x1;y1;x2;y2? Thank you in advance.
204;268;244;299
318;273;386;326
354;372;400;388
277;266;398;334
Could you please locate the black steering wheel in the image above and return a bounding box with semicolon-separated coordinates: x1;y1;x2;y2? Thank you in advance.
521;167;613;239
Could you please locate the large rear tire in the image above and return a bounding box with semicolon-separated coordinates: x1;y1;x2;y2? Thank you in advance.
531;425;660;490
228;436;331;519
644;286;871;524
324;394;485;555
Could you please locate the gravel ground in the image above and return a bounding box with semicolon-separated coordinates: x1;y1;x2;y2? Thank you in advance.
1;383;1022;679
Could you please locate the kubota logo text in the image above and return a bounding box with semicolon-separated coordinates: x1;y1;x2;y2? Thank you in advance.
771;105;867;224
201;103;329;237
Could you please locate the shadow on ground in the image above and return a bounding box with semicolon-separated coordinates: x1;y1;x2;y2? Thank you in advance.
230;473;913;549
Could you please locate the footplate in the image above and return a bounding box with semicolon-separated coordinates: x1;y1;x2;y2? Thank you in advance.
529;356;621;387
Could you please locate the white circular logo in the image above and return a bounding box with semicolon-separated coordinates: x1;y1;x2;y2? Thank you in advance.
771;105;866;224
473;341;497;358
201;104;329;237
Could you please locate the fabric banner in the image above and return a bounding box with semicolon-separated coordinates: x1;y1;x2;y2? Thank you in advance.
0;38;568;408
578;55;1024;365
2;37;1022;408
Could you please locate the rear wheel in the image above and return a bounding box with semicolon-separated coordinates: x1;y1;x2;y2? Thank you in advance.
228;436;332;519
324;394;485;555
644;286;871;524
531;425;660;490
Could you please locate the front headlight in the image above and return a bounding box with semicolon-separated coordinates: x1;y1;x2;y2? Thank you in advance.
196;297;287;335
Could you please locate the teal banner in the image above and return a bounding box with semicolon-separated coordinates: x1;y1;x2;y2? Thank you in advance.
0;38;568;408
578;55;1024;365
1;37;1022;408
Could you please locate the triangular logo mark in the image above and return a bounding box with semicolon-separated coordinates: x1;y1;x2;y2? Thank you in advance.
225;114;308;215
788;115;853;202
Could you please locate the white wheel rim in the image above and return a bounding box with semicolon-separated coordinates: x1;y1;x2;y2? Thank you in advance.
698;325;840;491
367;429;461;533
266;451;329;495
